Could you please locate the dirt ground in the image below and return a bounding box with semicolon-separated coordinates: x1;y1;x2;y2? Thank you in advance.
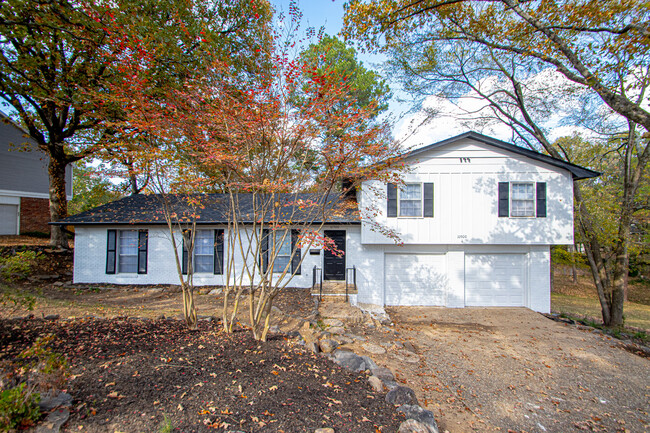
334;306;649;433
1;317;404;433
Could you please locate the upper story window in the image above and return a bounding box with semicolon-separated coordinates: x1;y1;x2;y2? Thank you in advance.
510;183;535;217
400;184;422;217
499;182;546;218
387;182;434;218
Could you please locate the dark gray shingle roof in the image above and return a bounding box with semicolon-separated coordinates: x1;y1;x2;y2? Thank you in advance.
54;193;360;226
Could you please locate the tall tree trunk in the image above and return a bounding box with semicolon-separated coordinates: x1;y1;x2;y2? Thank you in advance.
48;155;69;249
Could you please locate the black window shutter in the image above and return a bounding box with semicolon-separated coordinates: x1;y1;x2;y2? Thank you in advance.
387;183;398;217
214;229;224;275
182;232;190;275
536;182;547;218
291;229;301;275
498;182;510;217
137;230;148;274
261;229;269;273
106;230;116;274
423;183;434;218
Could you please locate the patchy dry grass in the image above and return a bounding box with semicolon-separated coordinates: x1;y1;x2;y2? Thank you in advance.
552;266;650;332
551;292;650;331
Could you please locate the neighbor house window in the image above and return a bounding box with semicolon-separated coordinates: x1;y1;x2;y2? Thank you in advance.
510;183;535;217
118;230;138;273
272;230;291;273
399;184;422;217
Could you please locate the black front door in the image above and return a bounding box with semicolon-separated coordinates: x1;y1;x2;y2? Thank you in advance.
323;230;346;280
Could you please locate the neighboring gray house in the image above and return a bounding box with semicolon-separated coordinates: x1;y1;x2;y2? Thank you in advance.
0;112;73;235
55;132;598;313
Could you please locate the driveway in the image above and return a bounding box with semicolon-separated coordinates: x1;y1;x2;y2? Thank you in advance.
337;306;649;433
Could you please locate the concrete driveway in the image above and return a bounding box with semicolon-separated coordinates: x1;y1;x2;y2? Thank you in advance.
348;307;649;433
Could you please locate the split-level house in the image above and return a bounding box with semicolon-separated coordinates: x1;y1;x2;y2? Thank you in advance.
0;113;73;235
54;132;598;313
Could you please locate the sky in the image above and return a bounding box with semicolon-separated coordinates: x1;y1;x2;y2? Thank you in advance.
269;0;518;150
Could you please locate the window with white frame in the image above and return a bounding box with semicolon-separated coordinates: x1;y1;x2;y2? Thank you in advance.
272;230;291;273
399;183;422;217
118;230;138;273
510;183;535;217
194;230;214;273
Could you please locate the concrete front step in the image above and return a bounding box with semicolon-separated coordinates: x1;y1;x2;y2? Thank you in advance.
311;281;357;296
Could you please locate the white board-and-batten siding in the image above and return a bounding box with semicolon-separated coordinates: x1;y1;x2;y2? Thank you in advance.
359;138;574;246
72;225;365;289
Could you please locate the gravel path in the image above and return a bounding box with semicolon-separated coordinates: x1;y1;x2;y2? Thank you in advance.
383;307;650;433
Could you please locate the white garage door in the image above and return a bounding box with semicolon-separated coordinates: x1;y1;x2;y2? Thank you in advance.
385;254;447;306
0;204;18;235
465;254;526;307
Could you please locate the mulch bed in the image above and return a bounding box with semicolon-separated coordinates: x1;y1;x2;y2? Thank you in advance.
0;317;404;432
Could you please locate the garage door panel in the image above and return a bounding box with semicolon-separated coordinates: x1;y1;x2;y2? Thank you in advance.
0;204;18;235
385;254;447;306
465;254;525;307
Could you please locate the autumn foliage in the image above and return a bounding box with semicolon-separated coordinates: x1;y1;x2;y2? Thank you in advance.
97;8;402;338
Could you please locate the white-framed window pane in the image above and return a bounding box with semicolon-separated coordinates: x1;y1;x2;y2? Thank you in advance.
511;183;534;217
399;184;422;217
118;230;138;273
194;230;214;273
272;256;290;273
272;230;291;273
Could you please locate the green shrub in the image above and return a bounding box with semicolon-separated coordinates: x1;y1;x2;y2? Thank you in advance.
0;383;41;431
18;336;68;392
0;251;42;282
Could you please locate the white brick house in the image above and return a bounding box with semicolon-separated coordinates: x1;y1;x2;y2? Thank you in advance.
55;132;598;313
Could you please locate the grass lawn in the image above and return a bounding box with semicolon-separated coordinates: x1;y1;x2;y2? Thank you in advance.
552;267;650;332
551;292;650;331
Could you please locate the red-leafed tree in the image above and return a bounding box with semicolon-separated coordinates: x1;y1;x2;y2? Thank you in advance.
101;10;403;337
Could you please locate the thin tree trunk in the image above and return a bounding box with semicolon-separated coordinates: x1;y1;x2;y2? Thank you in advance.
47;155;69;249
570;245;578;284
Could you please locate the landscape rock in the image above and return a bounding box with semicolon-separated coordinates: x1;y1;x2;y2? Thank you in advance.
331;350;372;372
362;343;387;355
271;306;283;316
397;418;438;433
306;341;320;354
208;288;222;296
368;375;384;392
44;314;60;321
371;367;395;383
299;322;318;345
397;405;438;431
319;339;339;353
360;355;378;370
386;386;418;406
314;428;335;433
327;326;346;335
39;392;72;411
53;281;64;287
403;341;417;353
268;325;282;334
322;318;344;327
36;408;69;433
333;335;353;345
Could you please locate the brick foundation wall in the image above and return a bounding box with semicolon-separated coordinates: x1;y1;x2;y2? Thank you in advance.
19;197;50;234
